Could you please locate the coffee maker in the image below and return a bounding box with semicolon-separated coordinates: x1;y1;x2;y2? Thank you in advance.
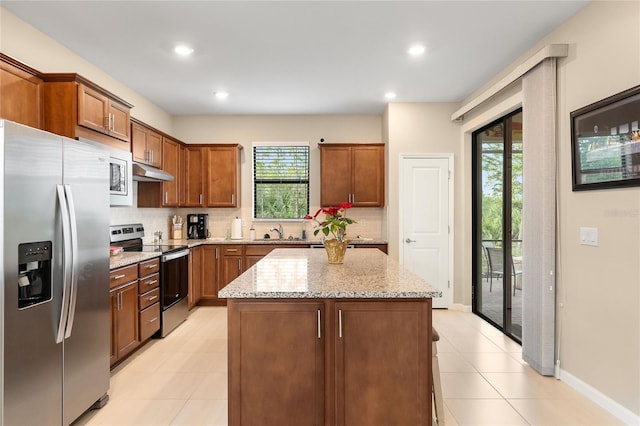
187;214;208;239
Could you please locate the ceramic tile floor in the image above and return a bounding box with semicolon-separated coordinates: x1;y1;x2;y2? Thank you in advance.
73;306;624;426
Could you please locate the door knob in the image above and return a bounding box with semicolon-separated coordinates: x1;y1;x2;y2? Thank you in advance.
405;238;416;243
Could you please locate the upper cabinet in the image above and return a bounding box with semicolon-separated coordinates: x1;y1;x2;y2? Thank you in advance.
320;143;385;207
137;135;181;208
182;145;242;208
42;74;133;150
206;145;241;207
0;53;44;129
131;121;162;168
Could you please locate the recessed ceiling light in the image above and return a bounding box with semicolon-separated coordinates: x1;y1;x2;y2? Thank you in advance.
214;91;229;100
384;92;397;100
174;45;194;56
408;44;426;57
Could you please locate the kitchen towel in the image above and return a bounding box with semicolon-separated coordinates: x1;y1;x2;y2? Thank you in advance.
231;217;242;240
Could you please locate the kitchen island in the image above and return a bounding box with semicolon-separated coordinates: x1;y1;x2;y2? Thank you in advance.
219;248;441;426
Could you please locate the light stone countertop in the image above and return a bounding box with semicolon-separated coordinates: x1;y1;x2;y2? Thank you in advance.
109;251;160;269
218;248;441;299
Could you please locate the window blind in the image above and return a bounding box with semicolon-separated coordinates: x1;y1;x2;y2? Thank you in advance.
253;144;310;220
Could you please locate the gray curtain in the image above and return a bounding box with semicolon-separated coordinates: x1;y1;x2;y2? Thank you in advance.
521;58;557;376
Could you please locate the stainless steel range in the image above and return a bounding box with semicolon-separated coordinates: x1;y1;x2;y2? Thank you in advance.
110;224;189;337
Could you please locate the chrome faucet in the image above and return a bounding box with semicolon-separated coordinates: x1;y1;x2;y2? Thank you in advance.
269;224;283;240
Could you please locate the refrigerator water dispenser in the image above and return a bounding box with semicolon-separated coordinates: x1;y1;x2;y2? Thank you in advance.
18;241;52;309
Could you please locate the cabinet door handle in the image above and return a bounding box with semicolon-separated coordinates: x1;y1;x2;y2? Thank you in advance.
165;191;168;204
338;309;343;338
199;194;203;205
317;309;321;339
231;194;235;205
215;247;219;260
237;259;241;270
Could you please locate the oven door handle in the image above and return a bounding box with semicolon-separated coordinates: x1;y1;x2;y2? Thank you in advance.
162;249;190;262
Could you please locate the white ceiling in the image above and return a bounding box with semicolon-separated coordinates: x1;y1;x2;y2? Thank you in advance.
3;1;587;115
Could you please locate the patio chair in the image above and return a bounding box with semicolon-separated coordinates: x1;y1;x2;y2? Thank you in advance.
485;246;523;295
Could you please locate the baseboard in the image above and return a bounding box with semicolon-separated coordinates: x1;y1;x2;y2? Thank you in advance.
450;303;472;312
560;368;640;425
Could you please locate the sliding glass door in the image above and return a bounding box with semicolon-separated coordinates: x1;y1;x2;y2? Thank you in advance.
472;109;523;342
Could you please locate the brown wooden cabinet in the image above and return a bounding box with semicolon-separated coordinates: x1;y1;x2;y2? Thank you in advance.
131;121;162;168
201;245;223;305
42;74;132;150
183;146;206;207
179;145;187;206
320;143;384;207
228;301;325;425
110;279;139;365
188;246;203;309
137;135;181;207
227;298;431;425
334;300;431;424
0;53;44;129
138;258;160;342
206;145;241;207
220;245;243;297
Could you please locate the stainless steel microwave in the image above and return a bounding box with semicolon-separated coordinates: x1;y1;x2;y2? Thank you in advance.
78;138;133;206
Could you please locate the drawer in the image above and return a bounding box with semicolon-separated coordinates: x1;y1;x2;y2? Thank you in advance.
139;287;160;310
244;244;308;256
109;264;138;289
139;258;160;276
221;245;243;256
139;302;160;341
138;273;160;294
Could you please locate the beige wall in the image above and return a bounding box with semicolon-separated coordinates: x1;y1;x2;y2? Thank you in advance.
458;0;640;418
384;103;464;301
172;115;384;240
0;8;173;134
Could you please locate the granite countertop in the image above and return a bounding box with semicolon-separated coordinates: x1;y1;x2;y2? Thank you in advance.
218;248;441;299
110;251;160;269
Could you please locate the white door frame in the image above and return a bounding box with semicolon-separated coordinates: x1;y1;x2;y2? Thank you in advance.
399;153;454;308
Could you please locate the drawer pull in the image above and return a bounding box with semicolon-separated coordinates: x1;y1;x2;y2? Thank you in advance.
145;264;157;269
149;317;158;323
145;280;158;285
112;274;126;280
147;295;158;301
227;249;238;252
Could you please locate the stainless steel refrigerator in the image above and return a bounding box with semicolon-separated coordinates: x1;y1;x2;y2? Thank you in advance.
0;120;111;425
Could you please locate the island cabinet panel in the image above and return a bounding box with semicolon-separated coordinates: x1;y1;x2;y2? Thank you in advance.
227;298;432;426
228;301;325;426
333;300;431;425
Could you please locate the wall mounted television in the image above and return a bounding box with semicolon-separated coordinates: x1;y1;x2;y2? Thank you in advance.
571;84;640;191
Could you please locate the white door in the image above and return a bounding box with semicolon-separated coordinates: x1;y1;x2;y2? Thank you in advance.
400;156;452;308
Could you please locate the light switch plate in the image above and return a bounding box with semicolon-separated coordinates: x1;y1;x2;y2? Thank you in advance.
579;227;598;246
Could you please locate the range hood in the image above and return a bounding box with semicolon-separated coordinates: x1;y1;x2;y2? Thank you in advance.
132;162;175;182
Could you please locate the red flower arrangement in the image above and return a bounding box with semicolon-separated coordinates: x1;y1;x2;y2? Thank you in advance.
304;203;356;243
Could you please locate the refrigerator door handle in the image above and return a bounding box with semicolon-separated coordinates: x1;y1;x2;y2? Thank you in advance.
63;184;79;339
55;184;72;344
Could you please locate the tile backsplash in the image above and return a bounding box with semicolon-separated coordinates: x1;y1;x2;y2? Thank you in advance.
110;186;384;244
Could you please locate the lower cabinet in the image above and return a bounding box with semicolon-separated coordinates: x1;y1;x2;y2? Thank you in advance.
110;281;139;365
228;301;325;425
227;298;432;425
201;245;223;305
220;245;243;296
188;245;203;309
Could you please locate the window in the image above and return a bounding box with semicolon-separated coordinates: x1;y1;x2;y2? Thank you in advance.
253;142;309;220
